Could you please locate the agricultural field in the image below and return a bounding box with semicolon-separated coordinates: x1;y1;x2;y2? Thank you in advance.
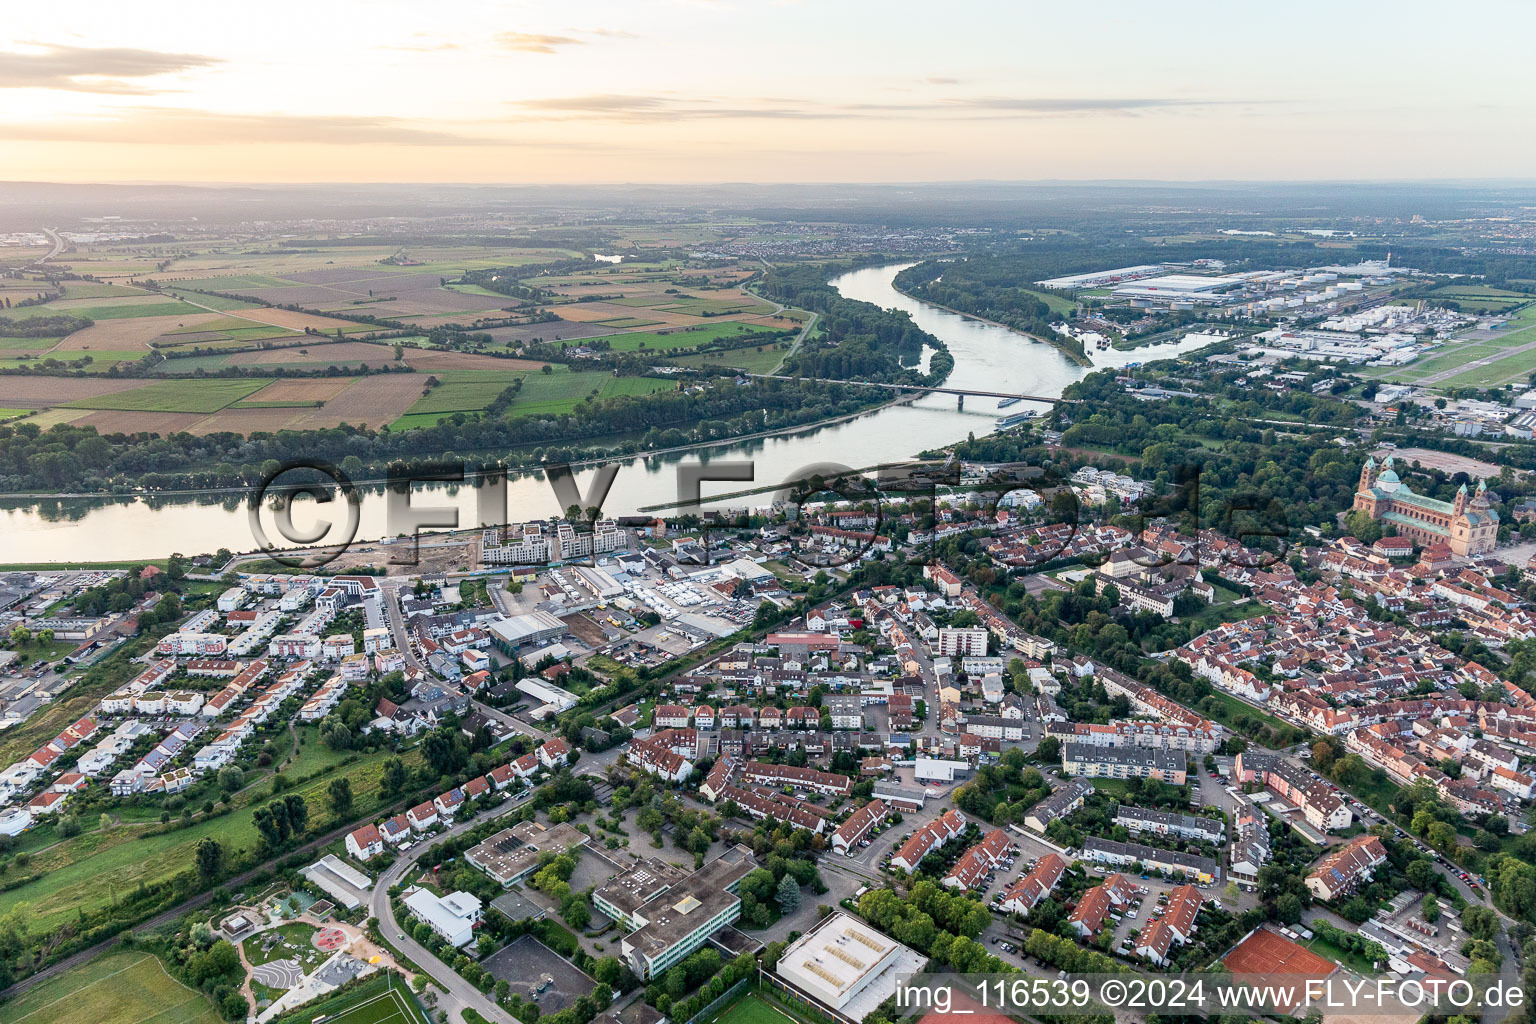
64;378;270;413
0;245;800;436
1422;285;1533;313
596;321;792;353
0;950;219;1024
389;368;672;430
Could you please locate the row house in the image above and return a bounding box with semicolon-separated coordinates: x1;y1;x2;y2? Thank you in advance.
831;799;887;854
719;785;827;833
1305;835;1388;901
738;760;851;797
890;808;966;873
297;676;350;722
942;829;1014;891
1135;885;1203;966
998;853;1067;916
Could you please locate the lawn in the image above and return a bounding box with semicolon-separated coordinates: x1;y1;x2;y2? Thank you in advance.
1303;934;1381;975
706;993;801;1024
0;950;219;1024
0;408;29;421
243;922;321;967
64;378;270;412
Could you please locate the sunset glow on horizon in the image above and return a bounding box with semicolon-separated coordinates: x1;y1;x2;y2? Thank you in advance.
1;0;1533;184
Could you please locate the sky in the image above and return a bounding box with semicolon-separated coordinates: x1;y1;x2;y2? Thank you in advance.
0;0;1532;184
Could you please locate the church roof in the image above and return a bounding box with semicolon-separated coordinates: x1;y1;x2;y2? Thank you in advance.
1370;487;1455;515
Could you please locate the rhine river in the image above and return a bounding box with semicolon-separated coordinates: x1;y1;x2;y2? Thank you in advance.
0;264;1217;563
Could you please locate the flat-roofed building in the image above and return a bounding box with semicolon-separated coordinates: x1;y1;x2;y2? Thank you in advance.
620;845;756;980
593;858;691;930
771;911;928;1023
466;820;588;887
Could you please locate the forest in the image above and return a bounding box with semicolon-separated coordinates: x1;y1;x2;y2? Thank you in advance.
758;263;953;384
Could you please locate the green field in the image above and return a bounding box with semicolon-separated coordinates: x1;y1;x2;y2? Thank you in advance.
705;993;795;1024
669;345;788;374
0;744;421;934
407;370;530;415
390;370;672;430
1022;287;1078;317
0;950;219;1024
1363;322;1536;388
588;322;791;353
0;408;30;421
65;378;270;412
3;349;148;369
56;284;148;300
0;301;193;322
275;978;425;1024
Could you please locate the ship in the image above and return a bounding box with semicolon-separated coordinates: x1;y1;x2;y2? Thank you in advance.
997;410;1036;428
997;396;1022;409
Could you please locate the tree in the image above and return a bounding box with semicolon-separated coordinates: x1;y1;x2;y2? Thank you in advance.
196;837;224;883
217;766;244;793
1035;735;1061;763
1276;893;1302;924
328;777;354;817
776;874;801;914
381;757;409;796
283;794;309;837
1422;893;1440;924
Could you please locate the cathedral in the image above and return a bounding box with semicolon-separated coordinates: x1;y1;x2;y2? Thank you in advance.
1352;456;1498;557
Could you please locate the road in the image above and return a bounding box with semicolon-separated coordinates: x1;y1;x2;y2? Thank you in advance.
372;794;533;1024
371;740;632;1024
769;312;818;374
379;582;423;671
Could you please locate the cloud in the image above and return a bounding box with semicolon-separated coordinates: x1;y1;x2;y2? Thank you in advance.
0;108;502;146
510;95;850;121
496;32;588;54
507;93;1243;123
0;43;219;93
926;76;963;85
951;96;1216;114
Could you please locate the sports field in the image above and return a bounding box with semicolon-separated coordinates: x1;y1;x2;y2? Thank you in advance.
304;985;425;1024
0;950;219;1024
705;993;799;1024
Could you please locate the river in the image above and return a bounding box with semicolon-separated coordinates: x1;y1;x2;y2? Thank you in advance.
0;264;1217;563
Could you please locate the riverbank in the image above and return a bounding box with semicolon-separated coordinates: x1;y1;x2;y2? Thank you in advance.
888;281;1093;367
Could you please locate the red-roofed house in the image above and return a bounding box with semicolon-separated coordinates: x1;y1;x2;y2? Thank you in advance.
346;823;384;861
